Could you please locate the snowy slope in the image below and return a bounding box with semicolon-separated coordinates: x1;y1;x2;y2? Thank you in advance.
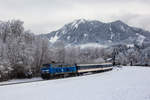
0;66;150;100
44;19;150;45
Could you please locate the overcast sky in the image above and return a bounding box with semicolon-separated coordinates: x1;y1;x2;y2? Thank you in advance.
0;0;150;34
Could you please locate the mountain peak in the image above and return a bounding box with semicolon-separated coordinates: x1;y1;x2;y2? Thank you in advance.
70;18;87;29
73;18;87;24
111;20;125;25
76;18;86;23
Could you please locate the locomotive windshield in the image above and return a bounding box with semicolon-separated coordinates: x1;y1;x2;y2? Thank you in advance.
42;64;50;68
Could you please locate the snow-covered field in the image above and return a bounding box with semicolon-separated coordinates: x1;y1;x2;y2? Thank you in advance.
0;66;150;100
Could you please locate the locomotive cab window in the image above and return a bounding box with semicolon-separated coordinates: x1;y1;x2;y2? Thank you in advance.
42;64;50;68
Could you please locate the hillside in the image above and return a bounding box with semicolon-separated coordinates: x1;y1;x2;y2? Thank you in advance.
43;19;150;46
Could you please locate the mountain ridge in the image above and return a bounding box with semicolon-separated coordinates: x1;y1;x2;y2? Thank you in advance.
42;19;150;46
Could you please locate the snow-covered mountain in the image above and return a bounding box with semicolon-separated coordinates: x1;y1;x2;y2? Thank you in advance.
44;19;150;46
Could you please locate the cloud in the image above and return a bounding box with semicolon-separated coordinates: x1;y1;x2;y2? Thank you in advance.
110;13;150;31
0;0;150;33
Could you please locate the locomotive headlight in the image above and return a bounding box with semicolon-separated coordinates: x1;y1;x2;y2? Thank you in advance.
42;70;49;73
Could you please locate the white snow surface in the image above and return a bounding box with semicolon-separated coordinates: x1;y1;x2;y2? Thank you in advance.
84;33;88;37
127;44;134;48
49;35;59;43
0;66;150;100
110;33;115;40
136;33;146;44
71;19;86;29
72;21;79;29
49;32;59;43
80;43;107;48
67;36;70;40
109;26;112;31
121;25;125;32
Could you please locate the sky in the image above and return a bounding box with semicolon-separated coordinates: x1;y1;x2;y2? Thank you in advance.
0;0;150;34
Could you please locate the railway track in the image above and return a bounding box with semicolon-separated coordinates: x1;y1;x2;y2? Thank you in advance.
0;75;79;87
0;79;45;87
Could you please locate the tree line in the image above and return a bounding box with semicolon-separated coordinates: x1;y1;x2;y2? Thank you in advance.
0;20;51;81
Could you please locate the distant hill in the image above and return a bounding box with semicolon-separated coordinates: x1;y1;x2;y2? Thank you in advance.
42;19;150;46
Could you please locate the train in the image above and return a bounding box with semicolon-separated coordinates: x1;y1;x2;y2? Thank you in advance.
40;63;113;79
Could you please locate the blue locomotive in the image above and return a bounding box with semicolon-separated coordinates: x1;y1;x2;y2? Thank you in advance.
41;63;113;79
41;64;77;79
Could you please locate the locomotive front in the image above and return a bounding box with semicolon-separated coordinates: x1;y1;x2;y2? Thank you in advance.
41;64;51;79
41;64;77;79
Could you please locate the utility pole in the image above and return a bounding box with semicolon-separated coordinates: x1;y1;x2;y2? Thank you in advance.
112;48;117;66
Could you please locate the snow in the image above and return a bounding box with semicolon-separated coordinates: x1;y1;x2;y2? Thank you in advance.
80;19;86;23
74;24;78;28
84;34;88;37
109;26;112;31
136;33;146;45
67;36;70;40
108;40;112;43
0;66;150;100
72;21;79;29
127;44;134;48
121;25;125;31
49;35;59;43
71;19;86;29
49;32;59;43
80;43;107;48
62;30;66;34
110;32;115;40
